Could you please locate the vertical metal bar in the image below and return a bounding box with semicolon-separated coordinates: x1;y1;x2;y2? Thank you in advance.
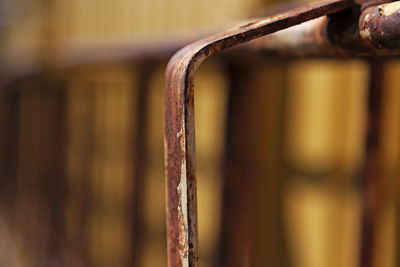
360;60;384;267
44;76;68;266
65;76;95;266
0;85;20;215
218;57;290;267
217;61;256;267
164;59;199;267
131;61;152;267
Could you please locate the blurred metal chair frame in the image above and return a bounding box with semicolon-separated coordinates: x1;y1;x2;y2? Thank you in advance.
163;0;400;266
0;0;399;266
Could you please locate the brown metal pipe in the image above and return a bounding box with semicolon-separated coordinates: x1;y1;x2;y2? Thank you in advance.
164;1;354;266
251;1;400;57
360;60;385;267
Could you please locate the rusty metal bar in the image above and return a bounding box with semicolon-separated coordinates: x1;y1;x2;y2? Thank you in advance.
250;1;400;57
360;60;385;267
163;1;355;266
0;85;20;215
218;58;290;267
218;61;259;267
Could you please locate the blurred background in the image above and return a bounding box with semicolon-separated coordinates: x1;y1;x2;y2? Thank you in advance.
0;0;399;266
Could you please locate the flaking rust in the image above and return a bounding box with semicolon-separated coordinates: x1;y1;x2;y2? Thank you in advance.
164;0;354;266
359;1;400;51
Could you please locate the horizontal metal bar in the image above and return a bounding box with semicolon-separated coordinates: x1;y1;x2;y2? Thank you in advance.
250;1;400;56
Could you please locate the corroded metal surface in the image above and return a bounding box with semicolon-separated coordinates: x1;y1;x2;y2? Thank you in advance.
163;1;355;266
359;2;400;51
251;0;400;56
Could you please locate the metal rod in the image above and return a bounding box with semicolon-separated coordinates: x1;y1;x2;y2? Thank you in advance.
360;60;384;267
0;85;20;215
250;1;400;57
217;61;258;267
217;59;290;267
163;1;354;266
131;61;152;267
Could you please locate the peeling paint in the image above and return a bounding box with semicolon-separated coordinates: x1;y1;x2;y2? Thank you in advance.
176;127;184;139
177;160;189;267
